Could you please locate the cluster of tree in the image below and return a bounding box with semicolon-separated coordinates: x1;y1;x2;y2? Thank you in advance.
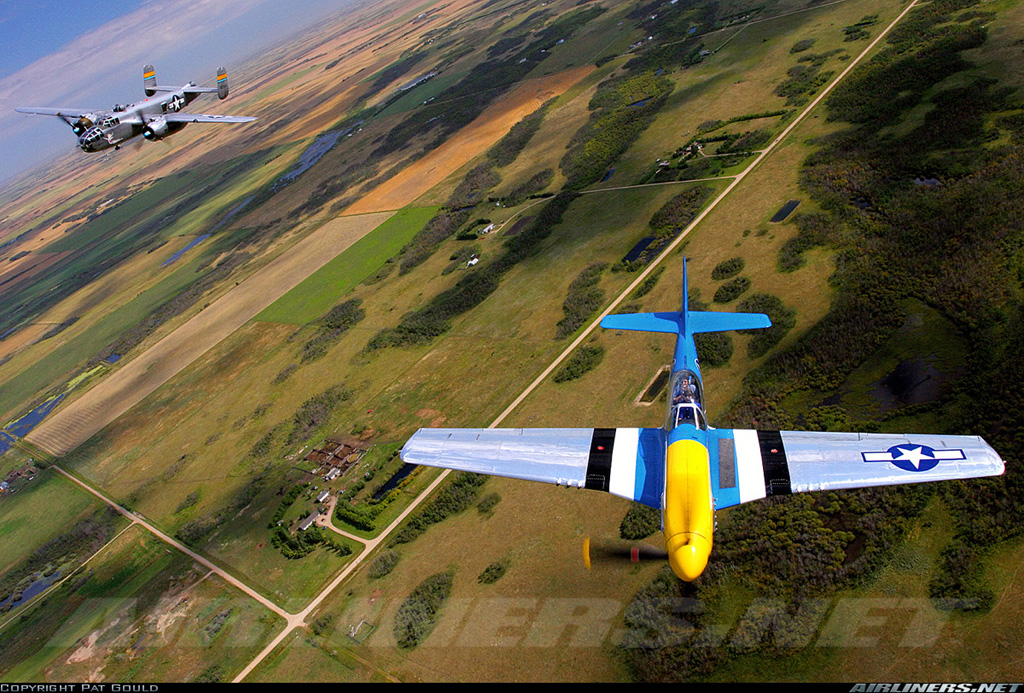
487;100;555;168
398;164;501;274
267;483;305;528
619;502;661;540
711;257;744;280
393;570;454;649
693;331;733;368
552;344;605;383
790;38;816;53
503;168;555;207
175;473;268;546
270;525;350;560
373;6;606;159
334;490;398;531
617;186;716;269
444;244;481;275
0;511;116;610
174;490;201;514
736;293;796;358
478;560;509;584
561;71;675;190
713;277;751;303
774;63;835;107
624;0;717;72
363;52;428;102
390;472;488;545
368;550;400;579
366;193;579;350
300;299;366;363
556;262;608;339
288;384;353;445
717;129;773;154
842;14;878;42
477;492;501;514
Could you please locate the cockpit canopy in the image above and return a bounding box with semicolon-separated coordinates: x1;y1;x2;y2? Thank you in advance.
79;127;104;144
667;370;706;430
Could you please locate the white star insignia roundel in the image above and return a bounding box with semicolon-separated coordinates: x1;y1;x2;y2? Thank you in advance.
861;443;966;472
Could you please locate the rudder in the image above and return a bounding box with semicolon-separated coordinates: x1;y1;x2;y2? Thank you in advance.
143;64;157;96
217;67;228;99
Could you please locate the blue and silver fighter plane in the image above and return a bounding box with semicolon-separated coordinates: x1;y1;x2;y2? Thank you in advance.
15;65;255;153
400;262;1005;582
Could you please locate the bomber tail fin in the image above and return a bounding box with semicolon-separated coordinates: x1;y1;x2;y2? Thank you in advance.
144;64;157;96
216;67;228;99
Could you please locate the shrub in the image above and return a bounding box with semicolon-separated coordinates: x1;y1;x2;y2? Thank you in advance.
394;571;454;649
391;473;488;545
694;332;733;367
620;503;661;540
552;345;605;383
478;561;509;584
711;257;744;280
288;385;353;444
713;277;751;303
632;266;665;299
556;262;608;339
737;293;797;358
369;550;400;579
477;493;501;514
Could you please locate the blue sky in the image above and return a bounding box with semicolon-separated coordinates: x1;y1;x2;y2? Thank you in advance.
0;0;359;184
0;0;143;79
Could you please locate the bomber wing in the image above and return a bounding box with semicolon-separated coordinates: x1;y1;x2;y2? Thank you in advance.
401;427;665;508
161;113;256;123
709;428;1004;509
15;107;103;118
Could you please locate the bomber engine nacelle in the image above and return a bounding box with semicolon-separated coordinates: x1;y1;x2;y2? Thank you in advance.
69;115;97;136
142;118;169;140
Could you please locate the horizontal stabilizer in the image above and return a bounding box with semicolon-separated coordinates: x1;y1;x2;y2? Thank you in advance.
600;311;681;334
688;311;771;334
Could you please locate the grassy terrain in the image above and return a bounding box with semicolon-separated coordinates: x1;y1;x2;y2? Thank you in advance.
0;525;284;682
256;206;439;325
0;471;104;579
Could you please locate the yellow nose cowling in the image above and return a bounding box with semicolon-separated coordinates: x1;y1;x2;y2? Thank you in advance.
663;439;714;582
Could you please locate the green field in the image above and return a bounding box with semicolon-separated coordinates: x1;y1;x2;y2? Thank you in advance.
0;471;104;579
256;206;439;325
0;253;206;420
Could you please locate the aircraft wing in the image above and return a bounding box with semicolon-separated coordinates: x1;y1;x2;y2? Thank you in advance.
15;107;100;118
161;113;256;123
709;428;1005;509
401;427;666;508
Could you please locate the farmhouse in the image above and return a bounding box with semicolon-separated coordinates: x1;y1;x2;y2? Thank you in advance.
298;512;319;531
